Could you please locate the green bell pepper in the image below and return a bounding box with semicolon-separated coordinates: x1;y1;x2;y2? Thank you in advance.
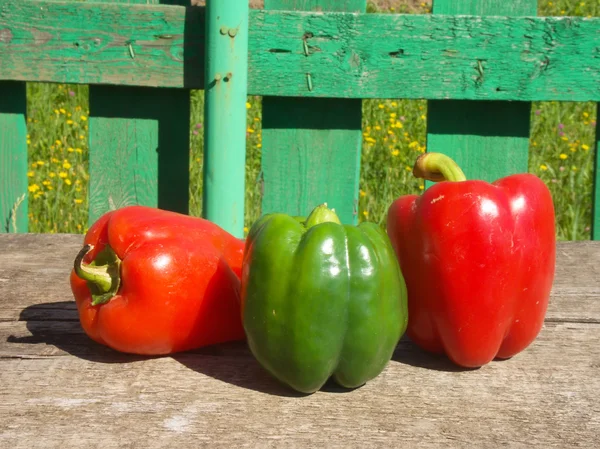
241;204;408;394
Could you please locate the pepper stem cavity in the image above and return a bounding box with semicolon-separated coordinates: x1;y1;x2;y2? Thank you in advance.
413;153;467;183
304;203;342;228
74;244;122;306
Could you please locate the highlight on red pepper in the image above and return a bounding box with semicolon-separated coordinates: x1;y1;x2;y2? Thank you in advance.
387;153;556;368
70;206;246;355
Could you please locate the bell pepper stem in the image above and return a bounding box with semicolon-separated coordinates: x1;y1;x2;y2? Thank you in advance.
413;153;467;183
304;203;342;228
74;244;121;305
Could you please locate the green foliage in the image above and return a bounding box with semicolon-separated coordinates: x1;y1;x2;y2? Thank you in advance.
24;0;598;240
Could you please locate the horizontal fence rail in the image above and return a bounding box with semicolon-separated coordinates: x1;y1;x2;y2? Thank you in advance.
1;0;600;101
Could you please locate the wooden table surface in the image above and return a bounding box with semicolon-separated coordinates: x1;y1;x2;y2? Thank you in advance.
1;234;599;448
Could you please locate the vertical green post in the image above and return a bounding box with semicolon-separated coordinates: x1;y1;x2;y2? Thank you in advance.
203;0;249;238
592;104;600;241
261;0;366;225
88;0;190;226
0;81;28;233
427;0;537;183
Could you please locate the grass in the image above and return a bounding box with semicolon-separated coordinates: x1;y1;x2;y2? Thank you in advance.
23;0;598;240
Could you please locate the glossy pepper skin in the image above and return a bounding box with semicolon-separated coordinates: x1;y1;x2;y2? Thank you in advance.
387;153;556;368
241;204;408;394
70;206;246;355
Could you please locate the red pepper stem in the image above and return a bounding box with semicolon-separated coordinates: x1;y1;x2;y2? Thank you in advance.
74;244;122;306
413;153;467;183
304;203;342;228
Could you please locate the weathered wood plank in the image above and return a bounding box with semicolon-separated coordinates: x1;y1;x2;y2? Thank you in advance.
0;81;27;233
1;321;598;447
86;0;190;225
425;0;533;183
260;1;364;225
0;234;598;323
88;85;190;224
1;1;600;101
0;234;599;446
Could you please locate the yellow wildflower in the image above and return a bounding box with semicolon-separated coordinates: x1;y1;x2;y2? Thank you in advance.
561;136;568;141
408;141;419;149
363;210;369;217
365;137;376;144
246;102;251;109
60;108;66;114
581;144;590;151
559;154;568;160
391;150;400;157
257;143;262;149
247;127;254;133
27;171;34;177
62;161;72;169
51;157;59;163
540;164;548;171
42;180;51;186
80;115;87;121
79;135;85;140
59;171;68;178
378;104;384;109
359;189;366;197
405;165;412;171
75;148;83;153
419;185;425;190
375;125;381;131
420;115;426;120
67;147;74;153
64;179;72;186
49;172;56;178
583;112;589;118
66;120;74;125
395;121;403;129
28;184;40;193
390;113;397;119
54;109;59;115
391;102;397;107
74;199;83;205
572;166;578;172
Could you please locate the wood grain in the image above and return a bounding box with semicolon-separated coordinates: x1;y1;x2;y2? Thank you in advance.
261;0;365;225
0;234;599;447
0;81;27;233
1;1;600;100
425;0;534;183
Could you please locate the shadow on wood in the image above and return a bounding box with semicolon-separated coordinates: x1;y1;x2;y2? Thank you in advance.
6;300;358;396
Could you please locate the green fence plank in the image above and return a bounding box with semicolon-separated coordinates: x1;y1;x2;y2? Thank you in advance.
261;0;365;225
593;104;600;241
426;0;537;183
87;0;190;225
3;1;600;102
202;0;249;238
0;81;27;233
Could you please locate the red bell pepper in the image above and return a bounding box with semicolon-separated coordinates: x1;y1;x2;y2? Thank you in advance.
387;153;556;368
70;206;246;355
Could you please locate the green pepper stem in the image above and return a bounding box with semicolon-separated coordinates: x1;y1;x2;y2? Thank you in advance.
413;153;467;183
74;244;122;305
304;203;342;228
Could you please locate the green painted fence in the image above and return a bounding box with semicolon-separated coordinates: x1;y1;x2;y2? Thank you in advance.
0;0;599;239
